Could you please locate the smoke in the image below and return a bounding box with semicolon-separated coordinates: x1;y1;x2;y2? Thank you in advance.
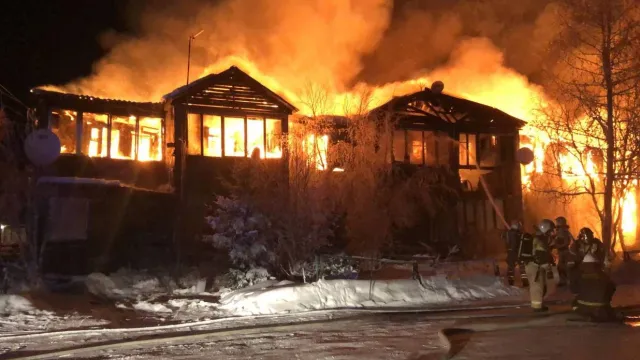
43;0;564;118
358;0;562;85
47;0;392;102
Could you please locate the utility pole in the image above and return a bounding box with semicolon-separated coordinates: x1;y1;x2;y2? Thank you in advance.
186;30;204;86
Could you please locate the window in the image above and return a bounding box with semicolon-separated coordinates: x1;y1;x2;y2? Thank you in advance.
50;110;77;154
51;110;163;161
408;130;423;164
82;113;109;158
187;113;202;155
187;115;283;159
224;117;245;157
111;116;137;160
139;117;163;161
393;130;406;162
478;134;498;167
459;133;477;166
265;119;282;159
203;115;222;157
247;117;265;159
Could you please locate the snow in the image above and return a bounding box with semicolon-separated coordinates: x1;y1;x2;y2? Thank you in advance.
0;295;34;315
0;295;108;335
85;268;209;301
218;275;521;316
132;301;172;314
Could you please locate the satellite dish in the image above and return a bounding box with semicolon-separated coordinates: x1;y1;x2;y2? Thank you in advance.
516;147;535;165
24;128;61;167
431;81;444;94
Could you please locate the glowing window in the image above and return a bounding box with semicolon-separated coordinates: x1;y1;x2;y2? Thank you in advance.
50;110;77;154
139;117;163;161
459;133;477;166
265;119;282;159
187;113;202;155
247;117;265;159
224;117;245;157
408;130;423;165
111;116;137;160
82;113;108;158
203;115;222;157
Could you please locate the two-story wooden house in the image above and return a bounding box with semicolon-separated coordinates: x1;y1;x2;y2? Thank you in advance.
368;85;525;257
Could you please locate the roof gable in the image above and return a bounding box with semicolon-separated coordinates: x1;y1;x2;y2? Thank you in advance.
371;88;526;131
163;66;298;115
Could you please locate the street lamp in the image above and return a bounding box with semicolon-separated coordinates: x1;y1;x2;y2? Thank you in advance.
186;29;205;86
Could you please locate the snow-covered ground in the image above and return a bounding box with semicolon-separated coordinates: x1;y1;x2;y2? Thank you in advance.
218;275;521;316
0;294;108;335
0;259;638;359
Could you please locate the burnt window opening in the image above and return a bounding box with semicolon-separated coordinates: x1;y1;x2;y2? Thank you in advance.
393;129;451;166
82;113;109;158
111;116;137;160
186;113;282;159
50;110;77;154
204;115;222;157
408;130;423;165
49;110;163;161
459;133;477;166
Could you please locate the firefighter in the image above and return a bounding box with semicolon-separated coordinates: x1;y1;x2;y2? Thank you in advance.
504;220;526;286
572;253;617;322
522;219;555;312
553;216;573;286
568;227;604;294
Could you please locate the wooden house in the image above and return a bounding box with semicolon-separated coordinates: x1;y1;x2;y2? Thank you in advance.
30;66;298;273
369;86;526;257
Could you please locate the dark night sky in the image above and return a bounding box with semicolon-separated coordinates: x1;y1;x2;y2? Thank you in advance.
0;0;133;102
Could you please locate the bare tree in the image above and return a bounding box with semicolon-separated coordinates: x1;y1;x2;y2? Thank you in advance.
224;82;457;273
530;0;640;257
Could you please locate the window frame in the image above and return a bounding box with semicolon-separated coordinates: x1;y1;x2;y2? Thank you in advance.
186;113;283;159
394;128;451;166
47;109;164;162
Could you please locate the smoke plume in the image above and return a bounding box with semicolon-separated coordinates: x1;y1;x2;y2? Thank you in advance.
43;0;563;118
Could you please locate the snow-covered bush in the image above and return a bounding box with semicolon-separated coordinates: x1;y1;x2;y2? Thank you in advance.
204;196;276;273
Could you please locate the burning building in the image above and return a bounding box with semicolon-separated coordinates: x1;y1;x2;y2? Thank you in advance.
30;66;297;273
29;62;530;271
368;84;525;255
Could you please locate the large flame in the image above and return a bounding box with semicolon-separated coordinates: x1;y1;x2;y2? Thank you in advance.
40;0;637;248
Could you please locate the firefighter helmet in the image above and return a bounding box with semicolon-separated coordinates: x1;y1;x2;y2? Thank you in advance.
555;216;568;227
538;219;556;235
578;227;594;241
